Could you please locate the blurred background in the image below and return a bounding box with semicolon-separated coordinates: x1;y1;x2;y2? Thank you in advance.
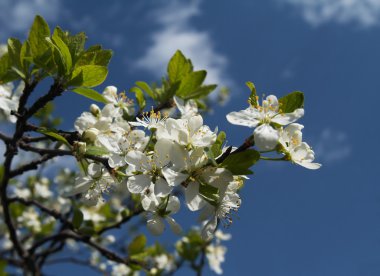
1;0;379;275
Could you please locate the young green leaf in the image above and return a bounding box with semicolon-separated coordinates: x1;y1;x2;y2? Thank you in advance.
246;81;258;107
135;81;155;99
130;86;146;110
70;65;108;88
167;50;193;83
279;91;304;113
72;208;84;229
28;15;51;60
7;38;22;70
50;28;73;74
85;145;109;156
128;235;147;256
211;131;226;157
37;128;71;147
220;149;260;175
184;84;217;100
71;87;107;103
176;70;207;98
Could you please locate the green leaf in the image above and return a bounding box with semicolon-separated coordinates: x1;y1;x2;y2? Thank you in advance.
37;128;71;147
20;40;32;73
63;32;87;64
135;81;155;99
0;54;19;83
28;15;51;60
211;131;226;157
72;208;84;229
75;49;112;67
72;87;107;103
176;70;207;97
220;149;260;175
128;235;147;256
167;50;193;83
184;84;217;100
279;91;304;113
130;87;146;110
85;145;109;156
199;182;219;206
246;81;258;107
69;65;108;88
7;38;22;70
47;28;72;75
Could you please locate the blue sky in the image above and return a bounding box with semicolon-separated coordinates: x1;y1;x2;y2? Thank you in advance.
1;0;380;275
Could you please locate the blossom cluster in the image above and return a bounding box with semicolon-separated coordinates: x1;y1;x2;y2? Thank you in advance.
70;86;243;239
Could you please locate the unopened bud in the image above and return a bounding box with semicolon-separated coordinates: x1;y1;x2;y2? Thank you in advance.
73;141;87;156
90;104;101;116
83;128;99;143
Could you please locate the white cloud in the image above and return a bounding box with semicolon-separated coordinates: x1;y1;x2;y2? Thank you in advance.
282;0;380;27
0;0;61;40
313;128;352;163
136;0;231;88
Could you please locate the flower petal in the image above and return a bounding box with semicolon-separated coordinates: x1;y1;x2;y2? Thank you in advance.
162;167;188;187
147;215;165;236
226;108;260;128
167;196;181;214
154;177;172;198
166;216;182;235
127;174;151;194
271;108;304;125
185;182;206;211
253;124;279;151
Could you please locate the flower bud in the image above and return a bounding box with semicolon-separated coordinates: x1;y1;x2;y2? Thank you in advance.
73;141;87;156
90;104;101;116
82;128;99;143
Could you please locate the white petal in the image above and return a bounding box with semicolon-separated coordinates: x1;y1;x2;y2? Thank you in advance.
166;217;182;235
64;177;91;196
108;153;126;168
154;177;172;197
166;196;181;214
226;108;260;128
201;216;218;241
253;124;279;151
295;161;322;170
125;151;151;171
141;188;159;211
87;163;103;178
271;108;304;125
127;175;151;194
147;215;165;236
102;86;118;104
188;115;203;136
185;182;206;211
162;167;188;187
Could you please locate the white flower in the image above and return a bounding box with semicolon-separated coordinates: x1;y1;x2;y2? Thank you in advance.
145;195;182;236
206;244;227;275
98;128;149;168
0;81;25;123
65;163;115;206
110;263;132;276
103;86;135;116
125;139;181;198
129;108;168;129
226;95;304;150
199;168;241;240
279;124;321;170
174;96;198;119
156;115;216;148
155;254;176;271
